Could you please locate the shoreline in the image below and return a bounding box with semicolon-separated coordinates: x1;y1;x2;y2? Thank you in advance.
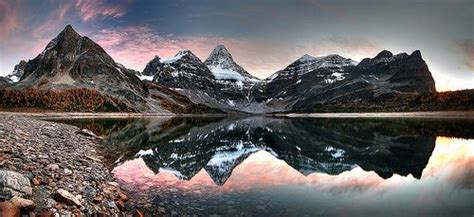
0;115;130;216
277;111;474;119
1;110;473;119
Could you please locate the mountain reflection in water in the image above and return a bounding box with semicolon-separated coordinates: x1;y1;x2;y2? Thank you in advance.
50;117;474;216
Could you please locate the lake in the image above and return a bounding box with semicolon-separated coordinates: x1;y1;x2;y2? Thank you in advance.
49;116;474;216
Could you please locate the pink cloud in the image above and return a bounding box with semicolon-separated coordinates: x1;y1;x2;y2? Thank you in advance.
90;26;380;78
0;0;22;40
90;26;299;75
74;0;127;22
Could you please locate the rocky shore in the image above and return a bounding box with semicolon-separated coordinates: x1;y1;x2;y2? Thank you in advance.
0;115;130;216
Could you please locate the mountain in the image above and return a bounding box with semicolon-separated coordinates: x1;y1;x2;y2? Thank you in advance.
141;47;465;113
0;76;12;87
252;54;358;111
204;45;259;84
1;25;217;113
141;47;265;112
12;25;150;110
292;50;437;112
7;60;26;82
2;24;470;113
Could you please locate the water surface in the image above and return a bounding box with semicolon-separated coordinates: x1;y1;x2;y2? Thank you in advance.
51;117;474;216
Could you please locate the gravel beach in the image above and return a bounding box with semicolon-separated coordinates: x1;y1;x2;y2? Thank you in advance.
0;115;130;216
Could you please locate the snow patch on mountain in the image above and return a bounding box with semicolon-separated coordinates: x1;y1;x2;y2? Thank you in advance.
204;45;259;83
7;75;20;83
281;54;358;77
138;74;154;81
209;65;246;81
161;52;187;64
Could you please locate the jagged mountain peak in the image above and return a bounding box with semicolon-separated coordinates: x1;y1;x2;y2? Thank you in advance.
374;50;393;59
176;50;194;56
204;45;258;82
13;24;154;111
296;54;318;63
7;60;27;82
150;55;161;62
358;50;426;67
205;44;234;63
141;56;162;77
42;25;82;52
283;53;356;76
161;50;202;64
59;24;81;39
37;24;113;63
410;50;423;59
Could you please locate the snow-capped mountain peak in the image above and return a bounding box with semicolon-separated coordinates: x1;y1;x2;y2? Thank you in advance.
206;44;233;63
297;54;318;63
278;54;357;77
161;50;200;64
204;45;259;82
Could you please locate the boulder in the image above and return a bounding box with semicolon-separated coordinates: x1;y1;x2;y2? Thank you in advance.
10;196;35;210
0;170;33;199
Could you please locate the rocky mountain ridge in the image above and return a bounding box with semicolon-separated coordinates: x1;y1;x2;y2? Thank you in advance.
1;24;470;113
1;25;217;113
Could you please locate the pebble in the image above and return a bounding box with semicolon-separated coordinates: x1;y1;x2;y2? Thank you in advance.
0;116;129;216
56;189;82;206
46;164;59;171
64;168;72;176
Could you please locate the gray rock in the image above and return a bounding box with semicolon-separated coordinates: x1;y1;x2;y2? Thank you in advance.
46;198;57;208
46;164;60;171
0;170;33;199
56;188;82;206
77;129;101;139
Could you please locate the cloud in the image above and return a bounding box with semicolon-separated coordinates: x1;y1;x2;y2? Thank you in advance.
457;39;474;71
74;0;128;22
90;26;381;78
0;0;22;40
90;26;303;75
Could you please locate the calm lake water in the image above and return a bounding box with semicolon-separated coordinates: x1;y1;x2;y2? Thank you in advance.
50;116;474;216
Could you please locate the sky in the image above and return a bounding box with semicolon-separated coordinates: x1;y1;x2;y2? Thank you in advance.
0;0;472;91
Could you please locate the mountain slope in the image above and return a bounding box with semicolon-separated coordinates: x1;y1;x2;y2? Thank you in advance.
13;25;150;110
292;50;437;112
0;76;12;88
3;25;467;113
142;48;263;112
252;54;358;111
142;48;447;113
7;60;26;82
204;45;259;83
3;25;217;113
